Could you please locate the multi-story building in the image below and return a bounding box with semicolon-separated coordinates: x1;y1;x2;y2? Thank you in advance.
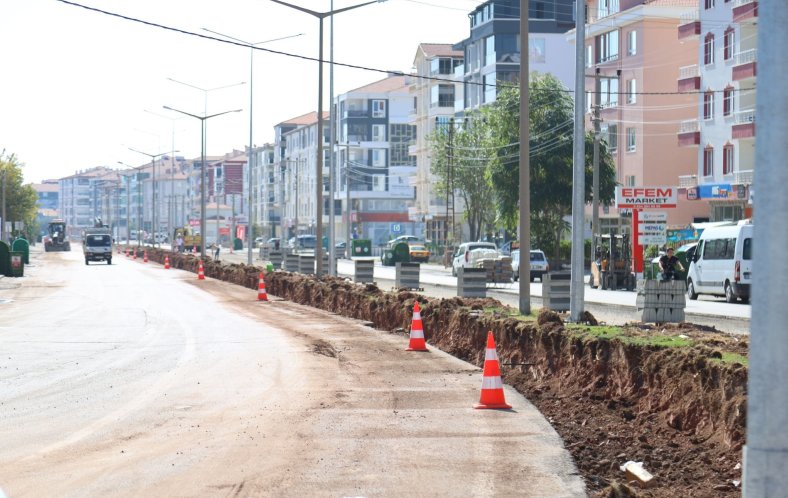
58;166;126;239
32;180;60;238
334;75;417;245
677;0;756;221
408;43;464;245
247;143;276;240
455;0;576;112
577;0;710;233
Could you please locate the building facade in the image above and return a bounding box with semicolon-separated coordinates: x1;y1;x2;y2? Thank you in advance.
677;0;756;221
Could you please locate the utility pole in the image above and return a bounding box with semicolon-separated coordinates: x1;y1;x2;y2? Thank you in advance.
591;68;603;274
519;0;531;315
345;144;352;258
446;118;454;247
1;170;6;241
744;1;787;494
569;0;587;322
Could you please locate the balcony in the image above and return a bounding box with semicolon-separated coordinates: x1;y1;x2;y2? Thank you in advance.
679;175;698;188
343;109;368;119
733;169;754;185
732;109;756;139
678;11;700;40
733;49;757;81
678;119;700;147
678;65;701;92
733;0;758;22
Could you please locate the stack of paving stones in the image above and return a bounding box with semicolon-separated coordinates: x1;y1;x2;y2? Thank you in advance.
477;258;513;283
637;280;686;323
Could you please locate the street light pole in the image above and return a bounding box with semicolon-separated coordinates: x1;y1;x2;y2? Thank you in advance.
269;0;387;276
201;29;303;265
162;105;242;260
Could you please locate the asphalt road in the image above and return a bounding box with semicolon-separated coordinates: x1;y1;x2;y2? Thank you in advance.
0;245;584;497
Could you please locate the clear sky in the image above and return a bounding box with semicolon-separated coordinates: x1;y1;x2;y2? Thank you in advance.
1;0;474;183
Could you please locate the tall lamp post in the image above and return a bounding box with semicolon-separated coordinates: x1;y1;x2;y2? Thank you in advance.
269;0;387;276
201;29;304;265
128;147;179;248
162;105;242;260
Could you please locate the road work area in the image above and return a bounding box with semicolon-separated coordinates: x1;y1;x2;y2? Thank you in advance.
0;246;583;497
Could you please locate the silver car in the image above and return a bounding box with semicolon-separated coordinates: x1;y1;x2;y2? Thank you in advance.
511;249;549;282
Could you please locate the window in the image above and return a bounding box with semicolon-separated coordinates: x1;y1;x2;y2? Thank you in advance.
724;28;735;60
626;127;636;152
723;144;734;175
704;0;715;9
586;45;593;67
372;100;386;118
704;92;714;120
597;0;620;19
484;35;495;66
704;34;715;65
371;149;386;167
743;238;752;260
627;79;637;104
703;147;714;176
627;30;637;56
723;86;734;116
390;124;416;166
600;77;619;107
371;124;386;142
596;30;620;63
430;84;455;108
604;124;618;151
626;175;636;186
483;73;497;103
496;34;520;63
430;57;455;75
372;175;386;192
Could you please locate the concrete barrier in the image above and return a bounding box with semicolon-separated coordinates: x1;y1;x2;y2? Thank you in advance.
284;253;300;272
298;254;316;275
269;250;283;269
395;262;421;290
354;259;375;284
458;267;487;298
638;280;686;323
542;271;571;312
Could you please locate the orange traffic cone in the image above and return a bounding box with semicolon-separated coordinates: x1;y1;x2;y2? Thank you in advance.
143;250;148;263
133;250;137;260
193;245;197;253
406;301;428;351
257;272;268;301
164;255;170;269
474;331;512;409
198;260;205;280
125;248;129;258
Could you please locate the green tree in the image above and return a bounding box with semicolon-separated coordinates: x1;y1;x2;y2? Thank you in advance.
485;74;617;260
429;117;496;242
0;150;39;239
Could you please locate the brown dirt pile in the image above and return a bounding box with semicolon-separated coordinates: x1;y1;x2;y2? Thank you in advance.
141;249;748;496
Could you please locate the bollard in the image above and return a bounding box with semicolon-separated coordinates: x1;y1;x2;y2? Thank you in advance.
542;271;571;312
354;259;375;284
458;267;487;298
395;262;421;290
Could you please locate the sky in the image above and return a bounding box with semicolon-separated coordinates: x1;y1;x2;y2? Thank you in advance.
0;0;475;184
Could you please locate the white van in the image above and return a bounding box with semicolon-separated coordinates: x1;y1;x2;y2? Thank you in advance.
686;220;753;303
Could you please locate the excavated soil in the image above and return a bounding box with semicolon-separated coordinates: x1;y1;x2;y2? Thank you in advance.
141;249;748;497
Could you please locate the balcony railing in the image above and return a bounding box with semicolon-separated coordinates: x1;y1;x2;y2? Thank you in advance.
735;49;757;66
735;109;756;125
679;175;698;188
679;11;699;23
679;119;699;133
734;0;756;7
679;65;700;79
733;169;754;185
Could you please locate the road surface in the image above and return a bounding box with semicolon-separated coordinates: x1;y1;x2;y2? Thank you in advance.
0;245;584;497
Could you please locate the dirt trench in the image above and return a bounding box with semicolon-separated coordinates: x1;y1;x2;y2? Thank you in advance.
140;249;748;497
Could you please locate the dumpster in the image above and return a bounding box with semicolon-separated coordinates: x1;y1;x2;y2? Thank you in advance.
351;239;372;258
234;237;243;251
12;238;30;264
10;252;24;277
0;241;10;276
381;241;410;267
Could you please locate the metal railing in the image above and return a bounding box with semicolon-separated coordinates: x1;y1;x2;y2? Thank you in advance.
733;169;754;185
735;48;757;66
735;109;756;124
679;11;699;23
679;119;699;133
679;64;700;79
734;0;756;7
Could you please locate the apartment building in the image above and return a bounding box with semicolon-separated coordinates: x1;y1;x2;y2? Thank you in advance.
454;0;576;112
58;166;126;239
677;0;756;221
408;43;464;245
247;143;276;239
579;0;710;232
334;75;417;245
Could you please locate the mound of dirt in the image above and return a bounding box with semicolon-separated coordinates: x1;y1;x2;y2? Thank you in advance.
143;249;748;496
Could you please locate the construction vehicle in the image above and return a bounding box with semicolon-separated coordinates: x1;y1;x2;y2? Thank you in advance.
590;233;636;291
174;226;201;252
82;218;113;265
44;219;71;252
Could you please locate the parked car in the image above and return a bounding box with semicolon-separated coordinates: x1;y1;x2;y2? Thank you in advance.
511;249;549;282
288;234;317;251
451;242;499;276
686;221;752;303
408;244;430;263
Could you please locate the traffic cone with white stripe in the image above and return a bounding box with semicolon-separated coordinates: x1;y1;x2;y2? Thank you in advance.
164;255;170;269
406;301;428;351
143;250;148;263
133;249;137;260
125;248;129;258
257;272;268;301
474;331;511;409
198;260;205;280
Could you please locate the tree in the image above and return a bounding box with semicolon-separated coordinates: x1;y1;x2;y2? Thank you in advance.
485;73;617;260
428;117;496;243
0;150;39;239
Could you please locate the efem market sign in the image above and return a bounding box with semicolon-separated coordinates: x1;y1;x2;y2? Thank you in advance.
615;186;677;209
